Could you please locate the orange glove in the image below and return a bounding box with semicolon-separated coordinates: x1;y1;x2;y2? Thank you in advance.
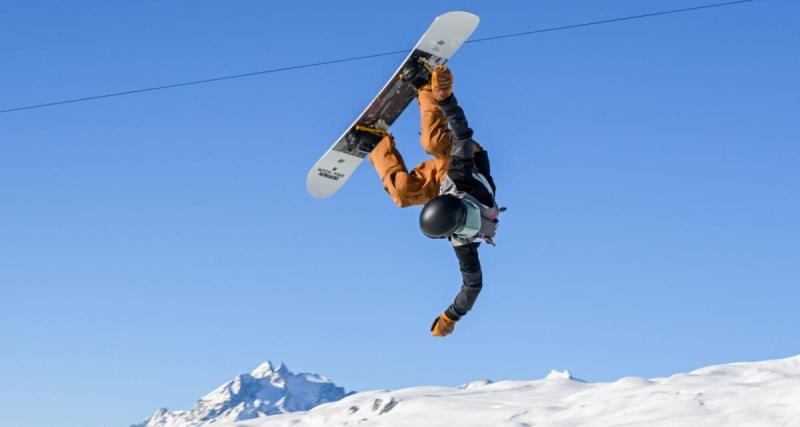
430;312;457;337
431;65;453;101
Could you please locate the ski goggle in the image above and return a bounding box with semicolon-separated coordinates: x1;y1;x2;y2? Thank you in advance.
453;199;482;239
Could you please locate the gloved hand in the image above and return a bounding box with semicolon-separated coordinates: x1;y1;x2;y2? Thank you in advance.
430;312;457;337
431;65;453;101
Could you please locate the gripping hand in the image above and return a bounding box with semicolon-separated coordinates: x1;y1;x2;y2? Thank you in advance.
431;65;453;101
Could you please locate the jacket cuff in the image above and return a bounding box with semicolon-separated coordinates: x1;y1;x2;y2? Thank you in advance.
445;306;463;322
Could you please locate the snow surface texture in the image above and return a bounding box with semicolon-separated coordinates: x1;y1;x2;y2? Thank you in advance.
133;355;800;427
131;361;350;427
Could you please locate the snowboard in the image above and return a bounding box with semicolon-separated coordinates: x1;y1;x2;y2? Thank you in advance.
306;11;480;199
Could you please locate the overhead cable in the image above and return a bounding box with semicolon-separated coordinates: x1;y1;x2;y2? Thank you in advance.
0;0;755;115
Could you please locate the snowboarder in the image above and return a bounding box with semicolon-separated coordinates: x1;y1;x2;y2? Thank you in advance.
364;64;499;337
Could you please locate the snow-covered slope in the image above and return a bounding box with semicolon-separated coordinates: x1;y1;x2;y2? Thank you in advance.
211;354;798;427
131;361;350;427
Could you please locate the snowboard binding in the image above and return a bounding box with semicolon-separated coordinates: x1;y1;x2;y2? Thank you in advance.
399;58;433;90
346;122;390;154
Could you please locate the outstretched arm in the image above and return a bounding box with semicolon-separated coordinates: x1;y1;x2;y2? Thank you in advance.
444;242;483;321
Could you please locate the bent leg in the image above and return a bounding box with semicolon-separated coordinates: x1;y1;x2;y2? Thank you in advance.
369;135;439;207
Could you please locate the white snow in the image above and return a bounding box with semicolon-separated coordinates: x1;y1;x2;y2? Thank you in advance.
132;354;800;427
544;369;579;381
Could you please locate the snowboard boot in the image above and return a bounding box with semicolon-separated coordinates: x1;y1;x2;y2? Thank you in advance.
399;58;432;91
347;122;390;153
430;312;456;337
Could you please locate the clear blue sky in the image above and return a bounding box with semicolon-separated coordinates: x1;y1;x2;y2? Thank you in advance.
1;1;797;426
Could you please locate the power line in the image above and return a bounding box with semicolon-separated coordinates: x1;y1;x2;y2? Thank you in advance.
0;49;408;115
466;0;754;44
1;0;754;115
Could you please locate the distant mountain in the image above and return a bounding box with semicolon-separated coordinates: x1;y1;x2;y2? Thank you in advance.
131;360;350;427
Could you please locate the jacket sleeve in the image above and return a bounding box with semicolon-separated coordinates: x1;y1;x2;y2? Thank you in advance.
437;95;478;192
445;242;483;321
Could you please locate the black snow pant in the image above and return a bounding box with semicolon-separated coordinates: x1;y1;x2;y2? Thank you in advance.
445;242;483;321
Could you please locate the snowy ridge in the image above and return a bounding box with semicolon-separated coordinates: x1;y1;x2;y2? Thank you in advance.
203;354;799;427
131;360;350;427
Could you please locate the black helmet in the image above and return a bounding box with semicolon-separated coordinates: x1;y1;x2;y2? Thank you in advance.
419;195;467;238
